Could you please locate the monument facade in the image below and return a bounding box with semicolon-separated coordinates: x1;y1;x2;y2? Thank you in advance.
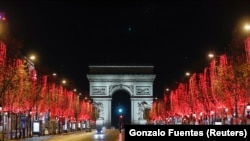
87;65;156;127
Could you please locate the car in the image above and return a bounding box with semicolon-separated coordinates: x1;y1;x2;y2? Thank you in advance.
94;128;104;139
96;128;103;134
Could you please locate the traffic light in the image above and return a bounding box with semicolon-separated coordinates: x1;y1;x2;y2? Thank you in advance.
119;115;123;119
119;115;123;133
119;115;123;123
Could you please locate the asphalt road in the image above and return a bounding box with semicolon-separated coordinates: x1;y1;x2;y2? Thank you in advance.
11;129;124;141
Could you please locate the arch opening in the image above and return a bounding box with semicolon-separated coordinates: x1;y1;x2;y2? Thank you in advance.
111;90;131;128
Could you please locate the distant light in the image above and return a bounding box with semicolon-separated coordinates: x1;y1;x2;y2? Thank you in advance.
29;55;36;61
94;133;104;139
128;27;132;31
244;24;250;31
247;103;250;110
185;72;190;76
0;12;6;21
225;108;228;112
210;110;214;115
62;80;67;84
118;108;122;113
208;53;214;58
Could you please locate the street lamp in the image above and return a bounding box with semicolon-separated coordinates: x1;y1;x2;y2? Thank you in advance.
244;23;250;64
225;108;228;118
210;111;214;125
199;112;203;125
244;24;250;31
29;55;36;61
185;72;190;76
29;111;32;137
62;79;67;85
207;52;221;60
246;103;250;119
208;53;215;59
0;104;3;141
247;103;250;110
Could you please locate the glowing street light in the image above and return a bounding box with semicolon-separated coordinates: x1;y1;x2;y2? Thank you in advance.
165;88;170;92
62;79;67;84
29;55;36;61
244;24;250;31
0;104;2;141
154;97;158;101
207;52;221;60
225;108;228;114
246;103;250;116
247;103;250;110
208;53;215;59
185;72;190;76
210;110;215;125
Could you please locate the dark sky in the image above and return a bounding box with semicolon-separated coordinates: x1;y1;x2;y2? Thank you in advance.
0;0;250;98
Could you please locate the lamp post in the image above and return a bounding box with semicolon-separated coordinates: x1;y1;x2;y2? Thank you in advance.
0;105;3;141
234;86;239;119
192;113;196;125
210;111;214;125
29;111;32;137
199;112;203;125
224;108;228;125
244;23;250;119
246;103;250;119
225;108;228;118
25;55;38;119
118;115;123;133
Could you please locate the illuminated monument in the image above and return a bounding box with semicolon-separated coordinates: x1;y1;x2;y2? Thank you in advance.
87;65;155;127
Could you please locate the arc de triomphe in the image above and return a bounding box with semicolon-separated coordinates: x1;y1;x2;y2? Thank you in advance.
87;65;155;128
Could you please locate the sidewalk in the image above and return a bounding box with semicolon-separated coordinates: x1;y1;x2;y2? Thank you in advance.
9;135;51;141
8;130;88;141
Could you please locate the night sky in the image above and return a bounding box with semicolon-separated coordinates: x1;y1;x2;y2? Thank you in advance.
0;0;250;98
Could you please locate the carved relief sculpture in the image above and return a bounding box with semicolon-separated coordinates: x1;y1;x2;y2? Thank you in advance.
138;101;149;120
93;102;104;119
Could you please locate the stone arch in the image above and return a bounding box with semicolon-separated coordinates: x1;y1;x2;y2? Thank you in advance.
87;66;156;128
109;84;133;97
